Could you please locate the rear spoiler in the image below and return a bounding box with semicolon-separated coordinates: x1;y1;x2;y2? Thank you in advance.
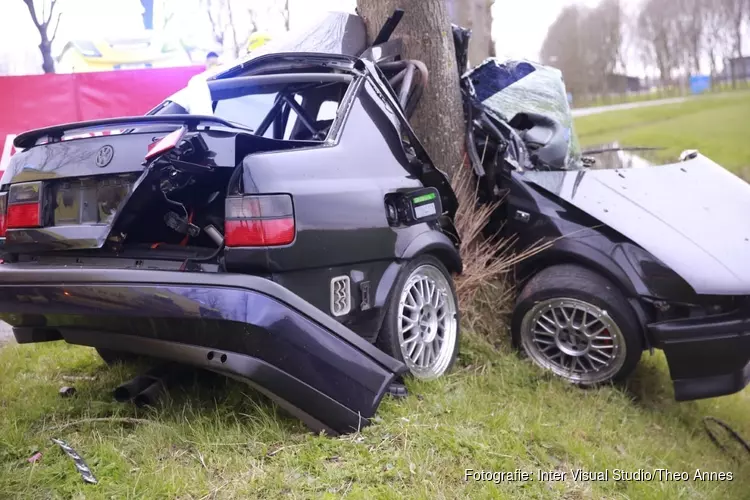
14;115;238;150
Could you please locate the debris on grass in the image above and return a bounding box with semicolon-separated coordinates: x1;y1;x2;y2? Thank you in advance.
61;375;97;382
58;386;76;397
51;438;98;485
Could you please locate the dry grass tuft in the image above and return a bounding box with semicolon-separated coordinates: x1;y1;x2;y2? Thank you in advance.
450;161;551;338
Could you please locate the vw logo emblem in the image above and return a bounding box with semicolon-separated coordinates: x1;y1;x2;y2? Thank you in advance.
95;145;114;168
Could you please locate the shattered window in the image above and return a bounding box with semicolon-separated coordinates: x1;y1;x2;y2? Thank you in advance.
213;93;278;134
166;73;351;142
466;59;583;170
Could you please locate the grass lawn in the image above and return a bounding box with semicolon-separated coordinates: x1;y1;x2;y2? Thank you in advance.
0;334;748;499
574;91;750;175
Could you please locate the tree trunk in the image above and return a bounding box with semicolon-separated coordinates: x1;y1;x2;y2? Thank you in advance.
40;38;55;74
446;0;494;67
357;0;465;176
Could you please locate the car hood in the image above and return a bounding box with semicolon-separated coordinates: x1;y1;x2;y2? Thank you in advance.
524;154;750;295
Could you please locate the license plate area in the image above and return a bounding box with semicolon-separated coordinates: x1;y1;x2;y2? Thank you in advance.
51;174;137;226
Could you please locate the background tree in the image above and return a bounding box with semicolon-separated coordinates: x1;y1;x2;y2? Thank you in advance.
585;0;624;92
203;0;240;58
704;0;732;79
447;0;495;67
21;0;63;74
280;0;290;32
540;6;587;96
637;0;681;85
356;0;465;176
675;0;707;76
722;0;748;58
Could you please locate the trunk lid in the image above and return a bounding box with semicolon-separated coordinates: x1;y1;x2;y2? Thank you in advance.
0;116;236;253
525;154;750;295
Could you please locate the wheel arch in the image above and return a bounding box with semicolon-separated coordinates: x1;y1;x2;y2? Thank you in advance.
400;230;462;275
371;233;461;348
516;251;652;351
517;242;639;300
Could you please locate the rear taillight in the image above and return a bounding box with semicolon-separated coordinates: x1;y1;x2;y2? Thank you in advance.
145;126;186;162
224;194;295;247
0;192;6;237
7;182;42;229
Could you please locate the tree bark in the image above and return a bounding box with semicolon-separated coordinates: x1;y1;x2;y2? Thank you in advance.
357;0;465;176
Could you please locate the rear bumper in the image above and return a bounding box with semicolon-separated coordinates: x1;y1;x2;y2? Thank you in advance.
649;310;750;401
0;264;407;435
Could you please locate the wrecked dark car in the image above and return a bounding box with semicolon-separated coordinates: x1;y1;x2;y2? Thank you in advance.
455;48;750;401
0;13;462;434
0;9;747;436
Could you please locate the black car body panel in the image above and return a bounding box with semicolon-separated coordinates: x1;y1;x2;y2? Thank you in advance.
648;308;750;401
0;264;406;434
523;155;750;296
488;159;750;401
462;53;750;401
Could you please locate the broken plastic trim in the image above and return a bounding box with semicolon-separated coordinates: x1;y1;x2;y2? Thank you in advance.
372;9;405;46
145;126;186;162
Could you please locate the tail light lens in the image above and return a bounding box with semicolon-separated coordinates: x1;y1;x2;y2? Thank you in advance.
224;194;295;247
145;126;185;162
7;182;42;229
0;192;6;237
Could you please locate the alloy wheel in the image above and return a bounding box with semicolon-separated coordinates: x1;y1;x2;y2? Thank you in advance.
520;298;627;384
396;264;458;379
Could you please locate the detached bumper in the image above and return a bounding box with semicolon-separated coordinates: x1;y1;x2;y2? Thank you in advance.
0;265;407;435
649;310;750;401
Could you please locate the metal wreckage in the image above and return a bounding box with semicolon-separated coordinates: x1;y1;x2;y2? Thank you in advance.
0;11;748;434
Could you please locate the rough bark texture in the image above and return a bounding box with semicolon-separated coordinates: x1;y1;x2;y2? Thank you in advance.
357;0;465;176
447;0;494;67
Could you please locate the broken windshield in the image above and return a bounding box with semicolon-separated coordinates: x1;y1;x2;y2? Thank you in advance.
465;59;583;170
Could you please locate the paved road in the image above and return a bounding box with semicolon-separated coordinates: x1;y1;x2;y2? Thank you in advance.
571;97;688;118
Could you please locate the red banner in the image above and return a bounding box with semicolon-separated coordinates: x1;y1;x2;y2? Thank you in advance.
0;66;203;171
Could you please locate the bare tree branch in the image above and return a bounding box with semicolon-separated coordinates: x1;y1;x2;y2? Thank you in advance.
21;0;61;73
49;11;63;44
282;0;290;31
226;0;239;58
204;0;222;46
22;0;42;28
46;0;58;24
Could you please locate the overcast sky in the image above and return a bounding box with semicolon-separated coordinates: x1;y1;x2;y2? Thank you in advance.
0;0;655;76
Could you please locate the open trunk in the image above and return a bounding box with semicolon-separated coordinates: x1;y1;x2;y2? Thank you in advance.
0;106;332;268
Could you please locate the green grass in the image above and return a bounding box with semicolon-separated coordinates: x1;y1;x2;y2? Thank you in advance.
0;336;748;499
574;91;750;174
573;81;750;109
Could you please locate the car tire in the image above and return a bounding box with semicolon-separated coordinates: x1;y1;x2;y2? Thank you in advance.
376;255;460;379
511;264;642;386
96;348;139;366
